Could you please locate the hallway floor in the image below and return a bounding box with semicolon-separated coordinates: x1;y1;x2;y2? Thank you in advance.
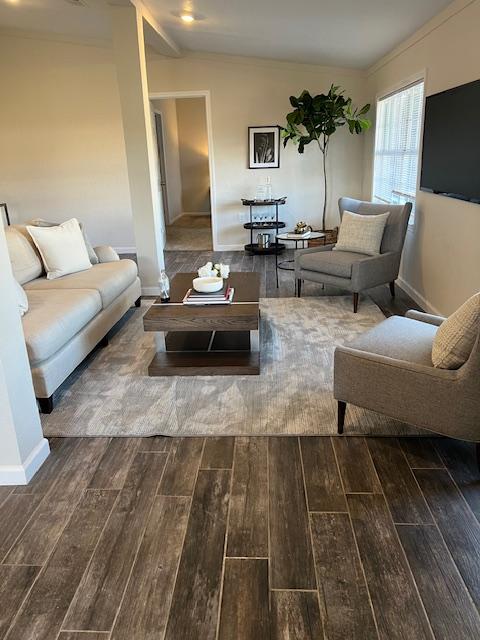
165;214;213;251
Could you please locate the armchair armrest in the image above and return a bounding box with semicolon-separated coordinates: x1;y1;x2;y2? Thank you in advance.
295;243;335;258
93;245;120;263
405;310;445;327
351;251;400;290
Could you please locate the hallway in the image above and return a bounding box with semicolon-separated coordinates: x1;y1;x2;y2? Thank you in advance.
165;214;213;251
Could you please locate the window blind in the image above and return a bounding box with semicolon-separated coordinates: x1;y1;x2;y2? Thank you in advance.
373;80;424;223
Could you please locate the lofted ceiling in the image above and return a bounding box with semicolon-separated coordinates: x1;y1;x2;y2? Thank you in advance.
0;0;453;68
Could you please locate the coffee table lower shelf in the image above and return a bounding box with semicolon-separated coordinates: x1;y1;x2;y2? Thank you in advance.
148;350;259;376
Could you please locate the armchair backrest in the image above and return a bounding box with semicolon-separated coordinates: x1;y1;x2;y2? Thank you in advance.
338;197;412;254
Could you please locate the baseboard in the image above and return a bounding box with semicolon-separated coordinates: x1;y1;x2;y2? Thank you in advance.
114;246;136;255
0;437;50;486
397;277;442;316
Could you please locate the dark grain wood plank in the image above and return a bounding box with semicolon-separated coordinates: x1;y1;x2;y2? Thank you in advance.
300;437;347;512
6;489;117;640
164;469;230;640
138;436;172;452
227;437;268;558
88;438;141;489
398;524;480;640
58;633;109;639
414;469;480;609
269;437;316;589
218;559;269;640
333;437;381;493
5;438;109;565
0;494;43;563
347;493;433;640
271;591;324;640
158;437;204;496
0;565;40;638
0;486;13;507
368;438;432;524
111;496;190;640
435;439;480;521
399;438;444;469
310;512;377;639
64;452;168;632
201;437;235;469
13;437;78;495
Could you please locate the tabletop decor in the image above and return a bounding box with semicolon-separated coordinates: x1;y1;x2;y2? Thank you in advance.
282;85;371;230
198;261;230;279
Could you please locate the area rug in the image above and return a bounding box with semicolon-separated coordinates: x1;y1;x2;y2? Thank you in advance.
41;297;421;437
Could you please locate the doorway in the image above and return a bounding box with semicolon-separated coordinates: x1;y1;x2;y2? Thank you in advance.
150;92;215;251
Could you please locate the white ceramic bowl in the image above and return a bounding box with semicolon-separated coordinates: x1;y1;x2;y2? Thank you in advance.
192;276;223;293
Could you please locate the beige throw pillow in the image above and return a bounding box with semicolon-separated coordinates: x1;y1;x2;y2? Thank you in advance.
432;292;480;369
334;210;390;256
5;227;44;284
28;218;99;265
26;218;92;280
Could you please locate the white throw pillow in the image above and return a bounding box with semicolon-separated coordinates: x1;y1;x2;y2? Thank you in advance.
432;292;480;369
27;218;99;265
26;218;92;280
334;210;390;256
13;279;29;316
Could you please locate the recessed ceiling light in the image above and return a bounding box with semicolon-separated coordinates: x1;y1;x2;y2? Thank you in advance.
180;13;195;23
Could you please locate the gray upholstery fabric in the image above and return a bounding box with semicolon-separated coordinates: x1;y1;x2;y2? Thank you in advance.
405;310;445;327
298;250;366;279
334;311;480;442
346;316;437;367
23;289;102;365
24;259;138;308
295;198;412;307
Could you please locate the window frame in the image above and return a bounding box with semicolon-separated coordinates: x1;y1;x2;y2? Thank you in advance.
371;71;426;230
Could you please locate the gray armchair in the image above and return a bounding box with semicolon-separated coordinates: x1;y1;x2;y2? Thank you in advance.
295;197;412;312
334;310;480;467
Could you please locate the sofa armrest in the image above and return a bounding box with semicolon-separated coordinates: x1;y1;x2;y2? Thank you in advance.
93;246;120;263
351;251;399;290
405;310;445;327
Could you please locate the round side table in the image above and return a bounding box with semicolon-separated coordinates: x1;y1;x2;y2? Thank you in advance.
275;231;326;291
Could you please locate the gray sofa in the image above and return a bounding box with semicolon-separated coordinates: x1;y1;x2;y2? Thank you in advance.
6;224;141;413
295;197;412;311
334;309;480;466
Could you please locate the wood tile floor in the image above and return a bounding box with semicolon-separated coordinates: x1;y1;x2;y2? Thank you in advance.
1;250;479;639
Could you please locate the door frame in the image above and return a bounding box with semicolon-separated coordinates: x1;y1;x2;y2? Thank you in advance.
149;90;217;251
152;111;170;224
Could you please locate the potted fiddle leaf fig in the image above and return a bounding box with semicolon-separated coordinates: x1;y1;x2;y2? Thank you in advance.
282;85;371;231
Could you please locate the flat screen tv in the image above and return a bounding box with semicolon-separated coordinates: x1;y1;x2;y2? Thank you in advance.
420;78;480;204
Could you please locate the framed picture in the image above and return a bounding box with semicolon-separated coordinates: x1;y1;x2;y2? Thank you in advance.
0;203;10;227
248;126;280;169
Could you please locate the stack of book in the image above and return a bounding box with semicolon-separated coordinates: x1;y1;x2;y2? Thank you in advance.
285;230;311;239
183;284;234;306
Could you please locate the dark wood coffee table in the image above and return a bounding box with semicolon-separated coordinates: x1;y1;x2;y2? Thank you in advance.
143;272;260;376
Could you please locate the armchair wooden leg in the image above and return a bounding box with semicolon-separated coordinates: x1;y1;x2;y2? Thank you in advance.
38;395;54;414
338;401;346;434
297;279;302;298
353;292;359;313
134;296;141;308
476;443;480;473
389;281;395;297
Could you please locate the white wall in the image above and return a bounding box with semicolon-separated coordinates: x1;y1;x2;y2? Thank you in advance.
364;0;480;315
0;223;49;485
0;33;135;252
151;98;183;224
176;97;211;214
148;53;368;250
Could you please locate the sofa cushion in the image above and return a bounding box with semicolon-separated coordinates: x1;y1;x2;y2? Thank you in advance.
298;250;365;279
23;289;102;365
432;292;480;369
24;259;138;309
5;227;43;284
346;316;437;367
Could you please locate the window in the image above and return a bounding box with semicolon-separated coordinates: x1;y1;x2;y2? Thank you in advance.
372;80;424;224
